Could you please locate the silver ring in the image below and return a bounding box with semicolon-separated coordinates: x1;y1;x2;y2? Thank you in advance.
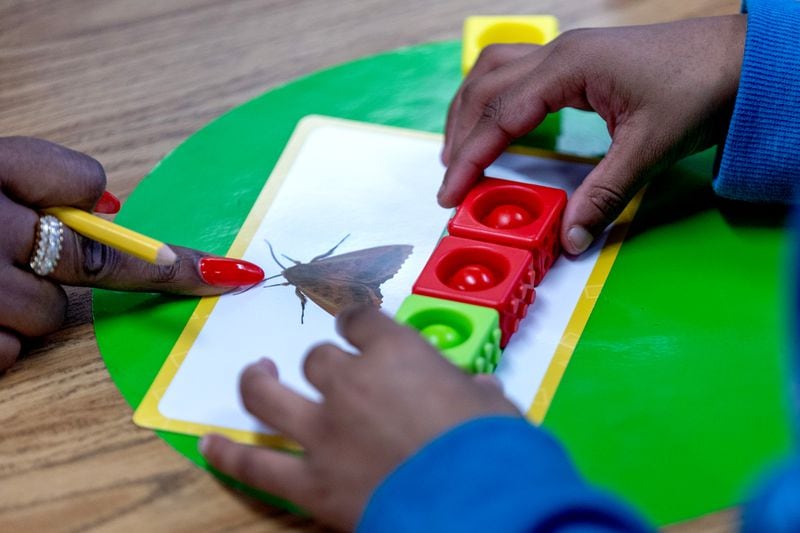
29;215;64;276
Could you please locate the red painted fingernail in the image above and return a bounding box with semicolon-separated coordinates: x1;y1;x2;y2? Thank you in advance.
94;191;121;214
198;257;265;287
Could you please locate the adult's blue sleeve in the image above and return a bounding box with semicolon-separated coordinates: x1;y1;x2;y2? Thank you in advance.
714;0;800;202
358;416;651;532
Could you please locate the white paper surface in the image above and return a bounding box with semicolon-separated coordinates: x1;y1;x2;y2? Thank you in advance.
158;120;599;434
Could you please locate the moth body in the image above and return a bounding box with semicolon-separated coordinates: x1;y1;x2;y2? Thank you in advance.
265;238;413;323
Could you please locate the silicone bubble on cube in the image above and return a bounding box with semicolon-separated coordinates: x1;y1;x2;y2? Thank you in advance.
462;15;559;75
395;294;502;373
412;236;535;347
448;177;566;285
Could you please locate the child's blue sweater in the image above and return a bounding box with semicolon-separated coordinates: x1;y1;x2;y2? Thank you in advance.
359;1;800;530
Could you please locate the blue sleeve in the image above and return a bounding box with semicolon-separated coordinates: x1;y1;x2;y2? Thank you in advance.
714;0;800;202
743;461;800;533
358;416;651;533
720;2;800;531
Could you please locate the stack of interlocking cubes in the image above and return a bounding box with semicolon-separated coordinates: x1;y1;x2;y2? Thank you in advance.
394;14;562;373
396;177;567;373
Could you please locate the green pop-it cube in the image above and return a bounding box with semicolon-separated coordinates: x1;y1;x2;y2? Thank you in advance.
395;294;503;373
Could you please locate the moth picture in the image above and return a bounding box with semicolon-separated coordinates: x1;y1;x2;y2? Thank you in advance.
262;235;413;323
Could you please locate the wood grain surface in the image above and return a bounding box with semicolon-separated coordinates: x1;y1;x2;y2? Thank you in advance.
0;1;741;531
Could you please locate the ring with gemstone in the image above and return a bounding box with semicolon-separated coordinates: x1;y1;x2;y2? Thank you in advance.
29;215;64;277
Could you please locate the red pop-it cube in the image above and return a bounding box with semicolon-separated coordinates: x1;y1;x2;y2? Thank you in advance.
412;236;535;347
447;177;567;285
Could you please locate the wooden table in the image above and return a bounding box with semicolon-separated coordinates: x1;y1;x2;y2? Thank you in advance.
0;1;741;530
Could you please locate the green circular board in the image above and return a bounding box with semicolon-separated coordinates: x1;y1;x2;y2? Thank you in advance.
94;41;793;525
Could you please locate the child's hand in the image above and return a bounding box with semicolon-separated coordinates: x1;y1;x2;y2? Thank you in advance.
200;306;520;531
440;15;746;254
0;137;264;370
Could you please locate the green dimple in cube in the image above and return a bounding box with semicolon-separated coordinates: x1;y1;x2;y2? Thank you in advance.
419;323;465;349
395;294;503;373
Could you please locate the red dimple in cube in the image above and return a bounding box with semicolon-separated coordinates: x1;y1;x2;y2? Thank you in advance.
483;203;532;229
447;177;567;285
412;236;535;347
447;264;497;291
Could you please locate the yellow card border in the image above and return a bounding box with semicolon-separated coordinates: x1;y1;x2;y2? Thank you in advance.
526;193;640;423
133;114;638;446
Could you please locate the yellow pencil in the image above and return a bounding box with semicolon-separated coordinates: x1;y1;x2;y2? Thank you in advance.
44;206;177;266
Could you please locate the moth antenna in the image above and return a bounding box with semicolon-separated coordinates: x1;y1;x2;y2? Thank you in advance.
263;282;290;288
310;233;351;262
281;254;302;265
231;281;267;295
265;240;288;270
264;272;284;281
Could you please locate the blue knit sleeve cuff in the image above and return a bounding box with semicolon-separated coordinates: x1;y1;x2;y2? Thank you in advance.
715;0;800;202
357;416;651;533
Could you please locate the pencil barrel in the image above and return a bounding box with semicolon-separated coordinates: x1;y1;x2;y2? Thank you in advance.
43;206;164;264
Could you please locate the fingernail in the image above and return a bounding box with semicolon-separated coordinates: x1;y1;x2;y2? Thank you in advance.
567;226;593;254
199;257;265;287
198;436;210;455
438;184;454;208
256;357;279;378
440;146;450;165
94;191;121;214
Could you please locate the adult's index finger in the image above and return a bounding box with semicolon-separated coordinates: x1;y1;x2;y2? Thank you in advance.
0;137;106;212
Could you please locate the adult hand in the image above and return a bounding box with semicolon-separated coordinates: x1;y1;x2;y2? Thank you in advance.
440;15;746;254
0;137;264;370
201;306;520;531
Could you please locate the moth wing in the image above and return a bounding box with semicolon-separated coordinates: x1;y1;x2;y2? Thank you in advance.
286;245;413;317
306;245;413;284
300;280;382;317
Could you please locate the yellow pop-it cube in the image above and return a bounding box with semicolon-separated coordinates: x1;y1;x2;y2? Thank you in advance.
462;15;559;75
